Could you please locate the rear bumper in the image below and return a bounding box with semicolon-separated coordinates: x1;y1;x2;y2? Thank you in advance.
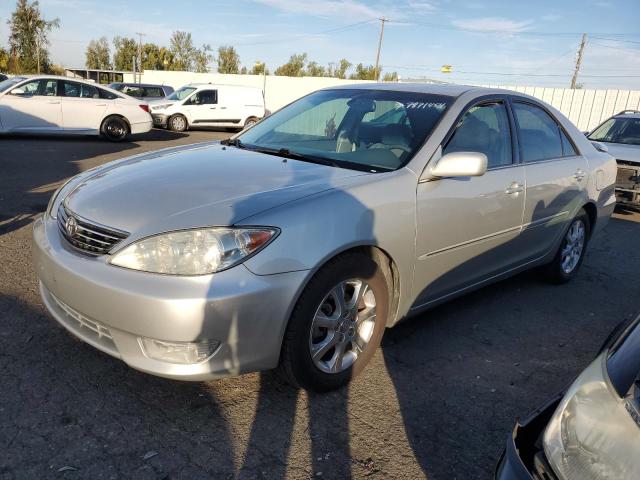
130;119;152;135
496;396;561;480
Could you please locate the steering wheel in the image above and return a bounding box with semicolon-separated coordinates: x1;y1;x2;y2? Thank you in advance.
368;143;412;158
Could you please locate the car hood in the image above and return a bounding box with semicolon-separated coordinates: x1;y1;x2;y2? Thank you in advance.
599;142;640;164
64;143;367;238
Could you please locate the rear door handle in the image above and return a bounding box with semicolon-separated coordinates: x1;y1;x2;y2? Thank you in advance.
220;106;227;110
505;182;524;195
47;100;61;104
573;169;586;181
210;107;217;109
95;103;107;107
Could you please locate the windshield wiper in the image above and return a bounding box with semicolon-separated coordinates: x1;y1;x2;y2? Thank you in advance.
248;146;341;168
221;138;246;149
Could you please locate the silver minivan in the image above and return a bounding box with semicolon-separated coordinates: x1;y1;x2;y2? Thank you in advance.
33;84;617;391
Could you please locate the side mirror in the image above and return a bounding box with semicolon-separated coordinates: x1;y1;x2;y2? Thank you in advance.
426;151;488;179
10;87;26;96
591;141;608;153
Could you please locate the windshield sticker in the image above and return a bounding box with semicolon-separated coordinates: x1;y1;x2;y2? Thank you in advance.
405;102;447;110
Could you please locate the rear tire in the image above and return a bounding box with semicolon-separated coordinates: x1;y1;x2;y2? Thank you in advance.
243;117;258;130
543;208;590;284
279;252;389;392
168;114;188;132
101;116;129;142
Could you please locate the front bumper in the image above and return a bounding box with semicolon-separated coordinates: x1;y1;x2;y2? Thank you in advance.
32;215;307;380
495;396;561;480
615;161;640;208
151;113;168;128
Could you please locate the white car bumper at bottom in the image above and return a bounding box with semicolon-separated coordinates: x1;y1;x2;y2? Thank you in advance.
130;119;153;135
32;215;306;381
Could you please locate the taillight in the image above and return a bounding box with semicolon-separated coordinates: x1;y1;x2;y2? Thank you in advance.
139;104;150;113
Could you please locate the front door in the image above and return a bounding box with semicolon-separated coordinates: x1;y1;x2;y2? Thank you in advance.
183;89;220;126
0;78;62;132
413;99;526;307
511;100;589;260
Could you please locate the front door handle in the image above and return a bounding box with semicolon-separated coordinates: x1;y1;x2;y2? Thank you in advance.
210;107;217;109
47;100;61;104
505;182;524;195
573;169;586;181
95;103;107;107
220;106;227;110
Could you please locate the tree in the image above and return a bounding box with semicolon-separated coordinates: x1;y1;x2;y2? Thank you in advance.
193;44;213;73
0;48;9;72
142;44;174;70
85;37;111;70
334;59;352;79
382;71;398;82
305;60;325;77
216;45;240;74
169;30;195;71
349;63;379;80
8;0;60;73
274;53;307;77
250;61;269;75
112;36;138;71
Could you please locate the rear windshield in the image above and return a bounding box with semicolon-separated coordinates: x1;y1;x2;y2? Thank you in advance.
237;88;452;172
589;117;640;146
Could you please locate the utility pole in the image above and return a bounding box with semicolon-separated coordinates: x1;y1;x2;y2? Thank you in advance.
570;33;587;89
374;17;388;81
135;32;146;83
36;35;41;74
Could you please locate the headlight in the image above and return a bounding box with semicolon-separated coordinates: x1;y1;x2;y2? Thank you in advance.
152;104;171;110
543;354;640;479
110;227;278;275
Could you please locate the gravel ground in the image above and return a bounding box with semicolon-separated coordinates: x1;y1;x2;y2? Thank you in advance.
1;130;639;479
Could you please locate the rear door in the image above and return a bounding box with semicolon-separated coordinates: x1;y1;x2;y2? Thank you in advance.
511;99;588;260
413;97;526;305
60;80;108;132
182;89;220;126
0;78;62;132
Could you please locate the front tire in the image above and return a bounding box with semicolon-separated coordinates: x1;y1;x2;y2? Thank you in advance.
101;116;129;142
544;208;590;284
279;253;389;392
168;114;188;132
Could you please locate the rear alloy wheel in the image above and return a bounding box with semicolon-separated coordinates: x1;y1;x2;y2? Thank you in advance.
544;208;590;284
101;117;129;142
279;253;389;392
169;114;188;132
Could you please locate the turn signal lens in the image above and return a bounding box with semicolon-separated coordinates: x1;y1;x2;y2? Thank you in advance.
139;338;220;364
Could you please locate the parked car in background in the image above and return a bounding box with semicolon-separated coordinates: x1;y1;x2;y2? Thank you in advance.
496;313;640;479
34;84;616;392
149;83;265;131
0;75;152;141
108;82;174;102
588;110;640;210
0;73;8;82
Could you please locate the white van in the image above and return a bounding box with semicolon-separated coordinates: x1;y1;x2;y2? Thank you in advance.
150;83;265;131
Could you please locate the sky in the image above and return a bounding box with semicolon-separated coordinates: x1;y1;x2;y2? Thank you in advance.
1;0;639;89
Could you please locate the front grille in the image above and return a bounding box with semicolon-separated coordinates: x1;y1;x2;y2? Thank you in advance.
57;205;128;255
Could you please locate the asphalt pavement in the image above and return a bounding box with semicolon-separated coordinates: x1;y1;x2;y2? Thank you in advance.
1;130;639;479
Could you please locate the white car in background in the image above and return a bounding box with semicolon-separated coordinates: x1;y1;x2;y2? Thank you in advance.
0;75;152;142
150;83;266;132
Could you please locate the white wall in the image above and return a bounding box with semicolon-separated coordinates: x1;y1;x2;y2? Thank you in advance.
128;71;640;131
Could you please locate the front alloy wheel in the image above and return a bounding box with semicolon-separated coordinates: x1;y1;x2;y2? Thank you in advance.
279;252;389;392
309;279;377;374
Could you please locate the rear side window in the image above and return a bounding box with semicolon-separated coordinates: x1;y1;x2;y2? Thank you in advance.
560;129;578;156
513;102;564;162
444;101;513;168
143;87;164;98
98;88;119;100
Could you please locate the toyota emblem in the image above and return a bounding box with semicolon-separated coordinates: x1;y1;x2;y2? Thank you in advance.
65;216;78;238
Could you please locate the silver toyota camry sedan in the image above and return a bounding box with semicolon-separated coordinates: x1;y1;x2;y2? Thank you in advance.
33;84;617;391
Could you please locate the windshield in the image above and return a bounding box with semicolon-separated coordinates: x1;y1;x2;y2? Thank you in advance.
236;89;452;172
0;77;25;93
167;86;197;101
589;117;640;146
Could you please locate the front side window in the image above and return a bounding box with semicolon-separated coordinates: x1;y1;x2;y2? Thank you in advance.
589;117;640;146
444;102;513;168
12;79;57;96
513;102;563;162
186;90;217;105
237;89;452;172
0;77;26;92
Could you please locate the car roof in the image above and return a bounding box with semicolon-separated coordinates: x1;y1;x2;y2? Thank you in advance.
614;111;640;119
187;83;261;90
324;82;525;99
117;82;171;89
